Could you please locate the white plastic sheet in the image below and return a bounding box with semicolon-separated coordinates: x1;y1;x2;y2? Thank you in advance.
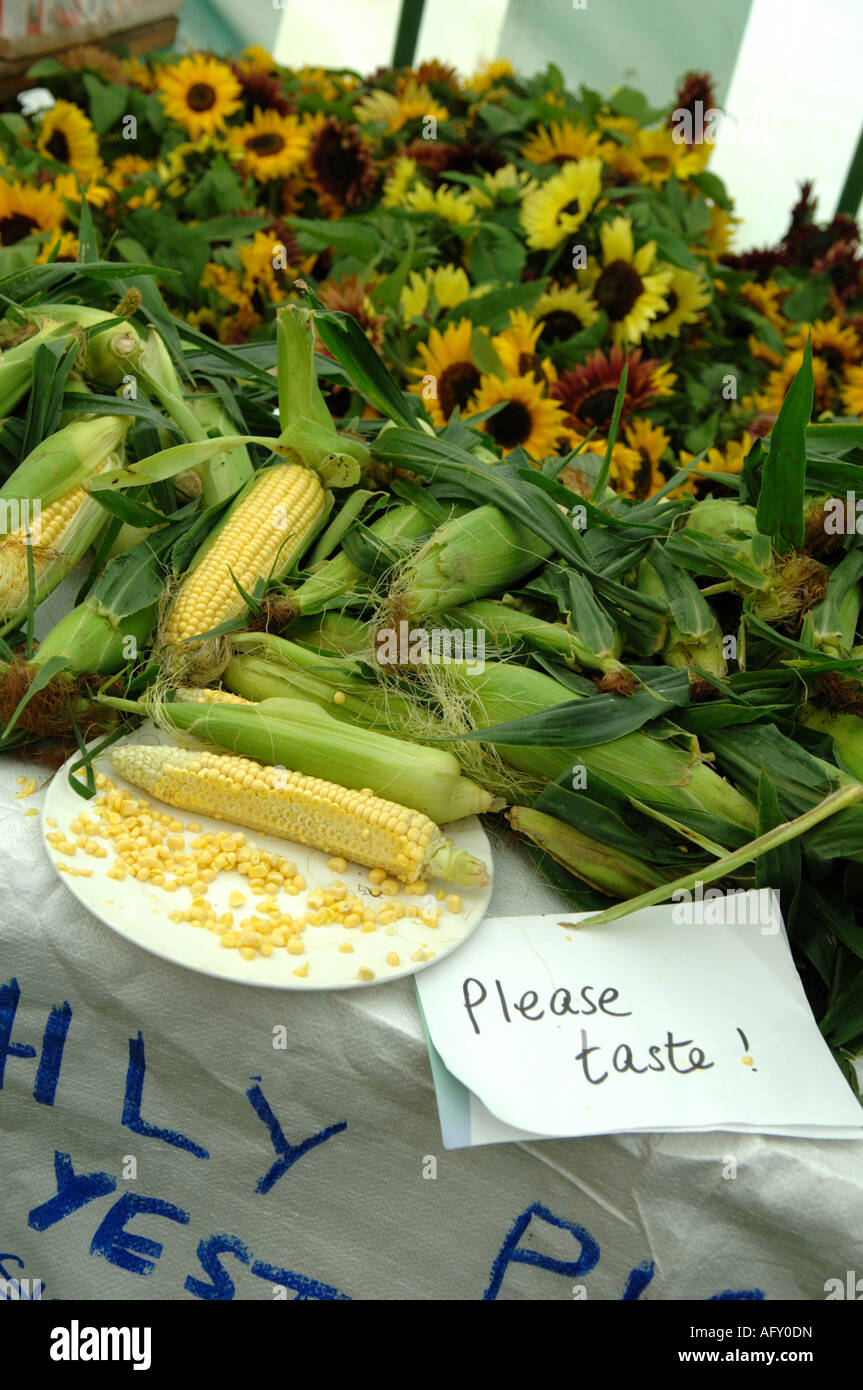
1;764;861;1301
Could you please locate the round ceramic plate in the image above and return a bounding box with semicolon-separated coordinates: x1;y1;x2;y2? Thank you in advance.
41;728;493;990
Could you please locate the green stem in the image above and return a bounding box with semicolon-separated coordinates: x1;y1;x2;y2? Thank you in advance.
580;782;863;926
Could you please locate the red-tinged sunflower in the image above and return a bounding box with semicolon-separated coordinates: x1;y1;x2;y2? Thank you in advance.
308;118;377;210
318;274;385;350
582;216;673;346
37;101;102;183
466;373;567;459
232;63;293;118
0;179;64;246
672;72;717;145
552;345;675;433
520;119;608;166
158;56;242;139
408;319;484;427
229;108;309;181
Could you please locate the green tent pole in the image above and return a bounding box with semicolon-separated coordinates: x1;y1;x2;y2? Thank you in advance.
392;0;426;68
836;125;863;219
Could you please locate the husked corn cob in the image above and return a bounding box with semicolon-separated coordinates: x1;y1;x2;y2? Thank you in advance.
110;745;490;886
0;476;111;630
161;464;326;649
174;687;254;705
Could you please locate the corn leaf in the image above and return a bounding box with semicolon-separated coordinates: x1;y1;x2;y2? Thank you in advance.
756;338;812;554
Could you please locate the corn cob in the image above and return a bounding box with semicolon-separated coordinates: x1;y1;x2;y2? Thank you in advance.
174;687;254;705
386;504;553;621
507;806;670;897
159;463;328;668
121;691;498;822
110;744;490;886
637;546;726;681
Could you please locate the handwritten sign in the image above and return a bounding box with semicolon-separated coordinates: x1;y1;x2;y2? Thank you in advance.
416;899;863;1143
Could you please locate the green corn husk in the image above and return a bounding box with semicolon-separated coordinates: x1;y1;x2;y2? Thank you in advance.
684;497;828;624
800;550;863;658
103;692;499;823
189;395;254;508
443;595;627;679
386;504;554;620
507;805;669;897
224;631;417;729
32;600;157;675
0;319;70;413
287;503;432;618
0;413;130;511
797;707;863;782
289;611;372;655
638;545;727;680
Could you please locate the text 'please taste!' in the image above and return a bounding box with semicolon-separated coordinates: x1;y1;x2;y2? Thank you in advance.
462;976;714;1086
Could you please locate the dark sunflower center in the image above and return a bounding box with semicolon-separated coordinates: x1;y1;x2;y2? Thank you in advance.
539;309;583;344
820;343;845;370
0;213;39;246
518;351;545;382
573;387;619;431
246;132;285;155
326;145;359;183
662;289;679;318
187;83;217;112
633;448;654;499
561;198;583;217
593;259;644;321
643;155;670;172
45;130;70;163
438;361;481;419
486;400;532;449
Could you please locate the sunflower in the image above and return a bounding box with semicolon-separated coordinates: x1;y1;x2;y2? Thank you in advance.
680;432;757;480
467;164;537;209
104;154;159;209
158;56;242;139
748;334;784;369
581;217;671;346
354;81;447;134
703;204;739;257
37;101;102;183
229;108;309;181
646;265;712;338
631;128;705;188
464;59;515;95
623;419;671;498
558;427;644;494
755;350;833;415
402;182;476;225
408;319;484;427
739;279;786;330
35;230;79;264
785;316;861;370
491;311;552;386
840;366;863;416
0;179;64;246
552;345;675;432
318;275;385;349
122;56;156;90
400;264;471;320
51;171;113;208
533;284;600;347
520;120;608;166
308;118;377;209
519;158;602;251
382;156;417;208
186;307;221;339
466;373;566;459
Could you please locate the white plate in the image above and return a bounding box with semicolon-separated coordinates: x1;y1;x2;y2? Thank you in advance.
41;727;493;990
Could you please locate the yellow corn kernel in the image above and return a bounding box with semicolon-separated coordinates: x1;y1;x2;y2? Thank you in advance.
339;942;354;954
386;952;400;967
357;966;375;982
293;962;309;978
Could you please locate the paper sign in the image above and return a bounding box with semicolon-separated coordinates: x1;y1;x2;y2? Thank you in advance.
416;897;863;1144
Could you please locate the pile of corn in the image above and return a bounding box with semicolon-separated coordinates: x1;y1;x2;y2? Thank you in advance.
1;277;862;1065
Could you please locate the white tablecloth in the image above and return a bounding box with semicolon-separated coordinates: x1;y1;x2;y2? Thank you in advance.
1;757;861;1302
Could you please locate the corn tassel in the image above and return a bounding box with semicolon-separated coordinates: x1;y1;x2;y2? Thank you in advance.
110;744;490;886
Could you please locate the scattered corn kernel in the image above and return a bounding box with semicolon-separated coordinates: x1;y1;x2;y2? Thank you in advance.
339;942;354;954
386;952;400;967
357;966;375;981
446;895;463;913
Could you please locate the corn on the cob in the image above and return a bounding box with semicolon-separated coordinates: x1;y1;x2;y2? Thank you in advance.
159;463;328;655
288;503;433;618
175;687;253;705
110;744;490;886
507;805;669;897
